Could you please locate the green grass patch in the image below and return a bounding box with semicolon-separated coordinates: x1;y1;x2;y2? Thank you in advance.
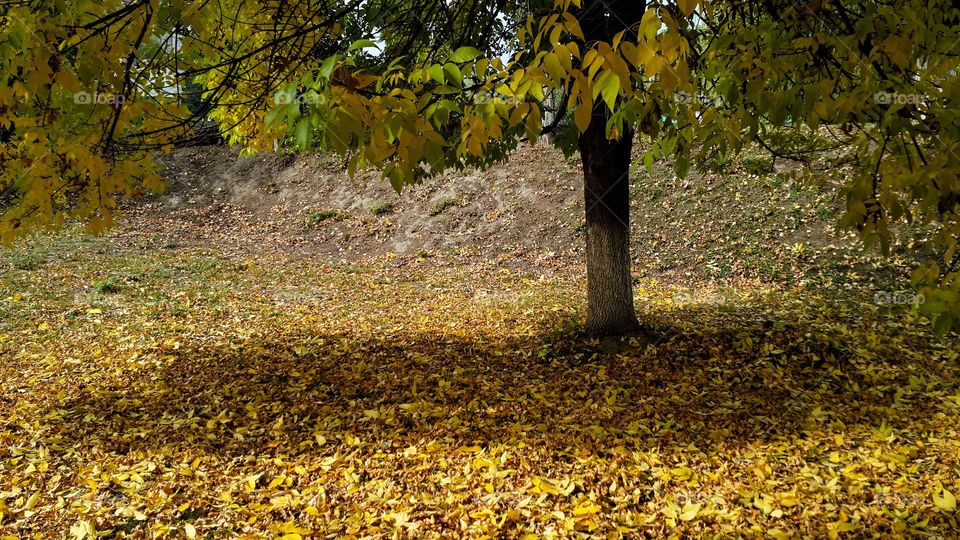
369;200;394;216
429;197;464;216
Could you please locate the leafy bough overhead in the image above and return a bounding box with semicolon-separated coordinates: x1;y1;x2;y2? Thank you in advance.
265;2;694;184
1;0;958;333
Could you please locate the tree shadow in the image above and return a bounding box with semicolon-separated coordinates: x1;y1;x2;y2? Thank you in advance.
45;300;948;460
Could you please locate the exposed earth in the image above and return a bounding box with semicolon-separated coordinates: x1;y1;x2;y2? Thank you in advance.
115;141;930;293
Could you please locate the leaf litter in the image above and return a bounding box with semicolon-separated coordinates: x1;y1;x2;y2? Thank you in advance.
0;235;958;538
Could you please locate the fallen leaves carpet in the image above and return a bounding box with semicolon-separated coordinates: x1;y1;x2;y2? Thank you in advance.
1;238;959;538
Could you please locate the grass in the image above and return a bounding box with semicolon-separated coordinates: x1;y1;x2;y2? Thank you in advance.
632;183;665;201
7;252;44;271
369;200;393;216
92;276;121;294
740;155;774;174
1;232;958;538
305;209;346;226
429;197;464;216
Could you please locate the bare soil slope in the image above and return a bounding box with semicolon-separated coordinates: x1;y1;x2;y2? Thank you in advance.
114;143;929;289
120;145;582;262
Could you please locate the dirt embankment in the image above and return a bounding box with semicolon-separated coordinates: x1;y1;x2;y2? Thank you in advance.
117;145;584;262
113;142;931;288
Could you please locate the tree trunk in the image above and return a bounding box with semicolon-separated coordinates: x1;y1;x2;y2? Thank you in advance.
578;104;640;336
572;0;646;336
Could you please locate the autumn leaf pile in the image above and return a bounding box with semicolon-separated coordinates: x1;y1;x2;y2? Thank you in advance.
1;233;959;539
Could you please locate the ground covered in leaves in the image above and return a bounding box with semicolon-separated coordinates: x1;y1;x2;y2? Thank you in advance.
1;229;959;539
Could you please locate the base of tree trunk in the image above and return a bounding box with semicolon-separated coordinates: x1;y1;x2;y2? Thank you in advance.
584;316;642;337
587;328;657;355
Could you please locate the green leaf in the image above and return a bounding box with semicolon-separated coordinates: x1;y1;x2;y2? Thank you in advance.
449;46;483;63
674;154;690;178
265;106;282;128
427;64;445;84
933;313;954;337
348;39;378;52
318;56;338;79
659;136;678;156
593;71;620;111
294;119;312;149
443;63;462;87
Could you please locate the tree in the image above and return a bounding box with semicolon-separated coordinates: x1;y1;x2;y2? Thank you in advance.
2;0;959;336
201;0;696;336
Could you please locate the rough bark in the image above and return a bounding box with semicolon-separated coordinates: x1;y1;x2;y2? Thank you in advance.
575;0;644;336
579;105;640;336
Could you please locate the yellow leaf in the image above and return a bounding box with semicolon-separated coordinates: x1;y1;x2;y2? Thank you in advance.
625;41;656;68
278;522;312;535
677;0;698;16
679;502;701;521
661;503;678;519
934;488;956;512
532;475;560;495
640;9;660;41
70;520;95;540
593;70;620;110
184;523;197;539
573;501;601;516
778;494;798;507
24;490;40;510
574;101;592;132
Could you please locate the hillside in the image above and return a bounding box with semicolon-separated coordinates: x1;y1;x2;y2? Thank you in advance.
113;142;929;294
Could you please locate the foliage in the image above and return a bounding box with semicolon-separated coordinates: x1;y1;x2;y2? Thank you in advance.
698;0;960;335
1;234;959;537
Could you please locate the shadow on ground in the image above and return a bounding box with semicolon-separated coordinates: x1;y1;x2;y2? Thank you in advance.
43;303;950;459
